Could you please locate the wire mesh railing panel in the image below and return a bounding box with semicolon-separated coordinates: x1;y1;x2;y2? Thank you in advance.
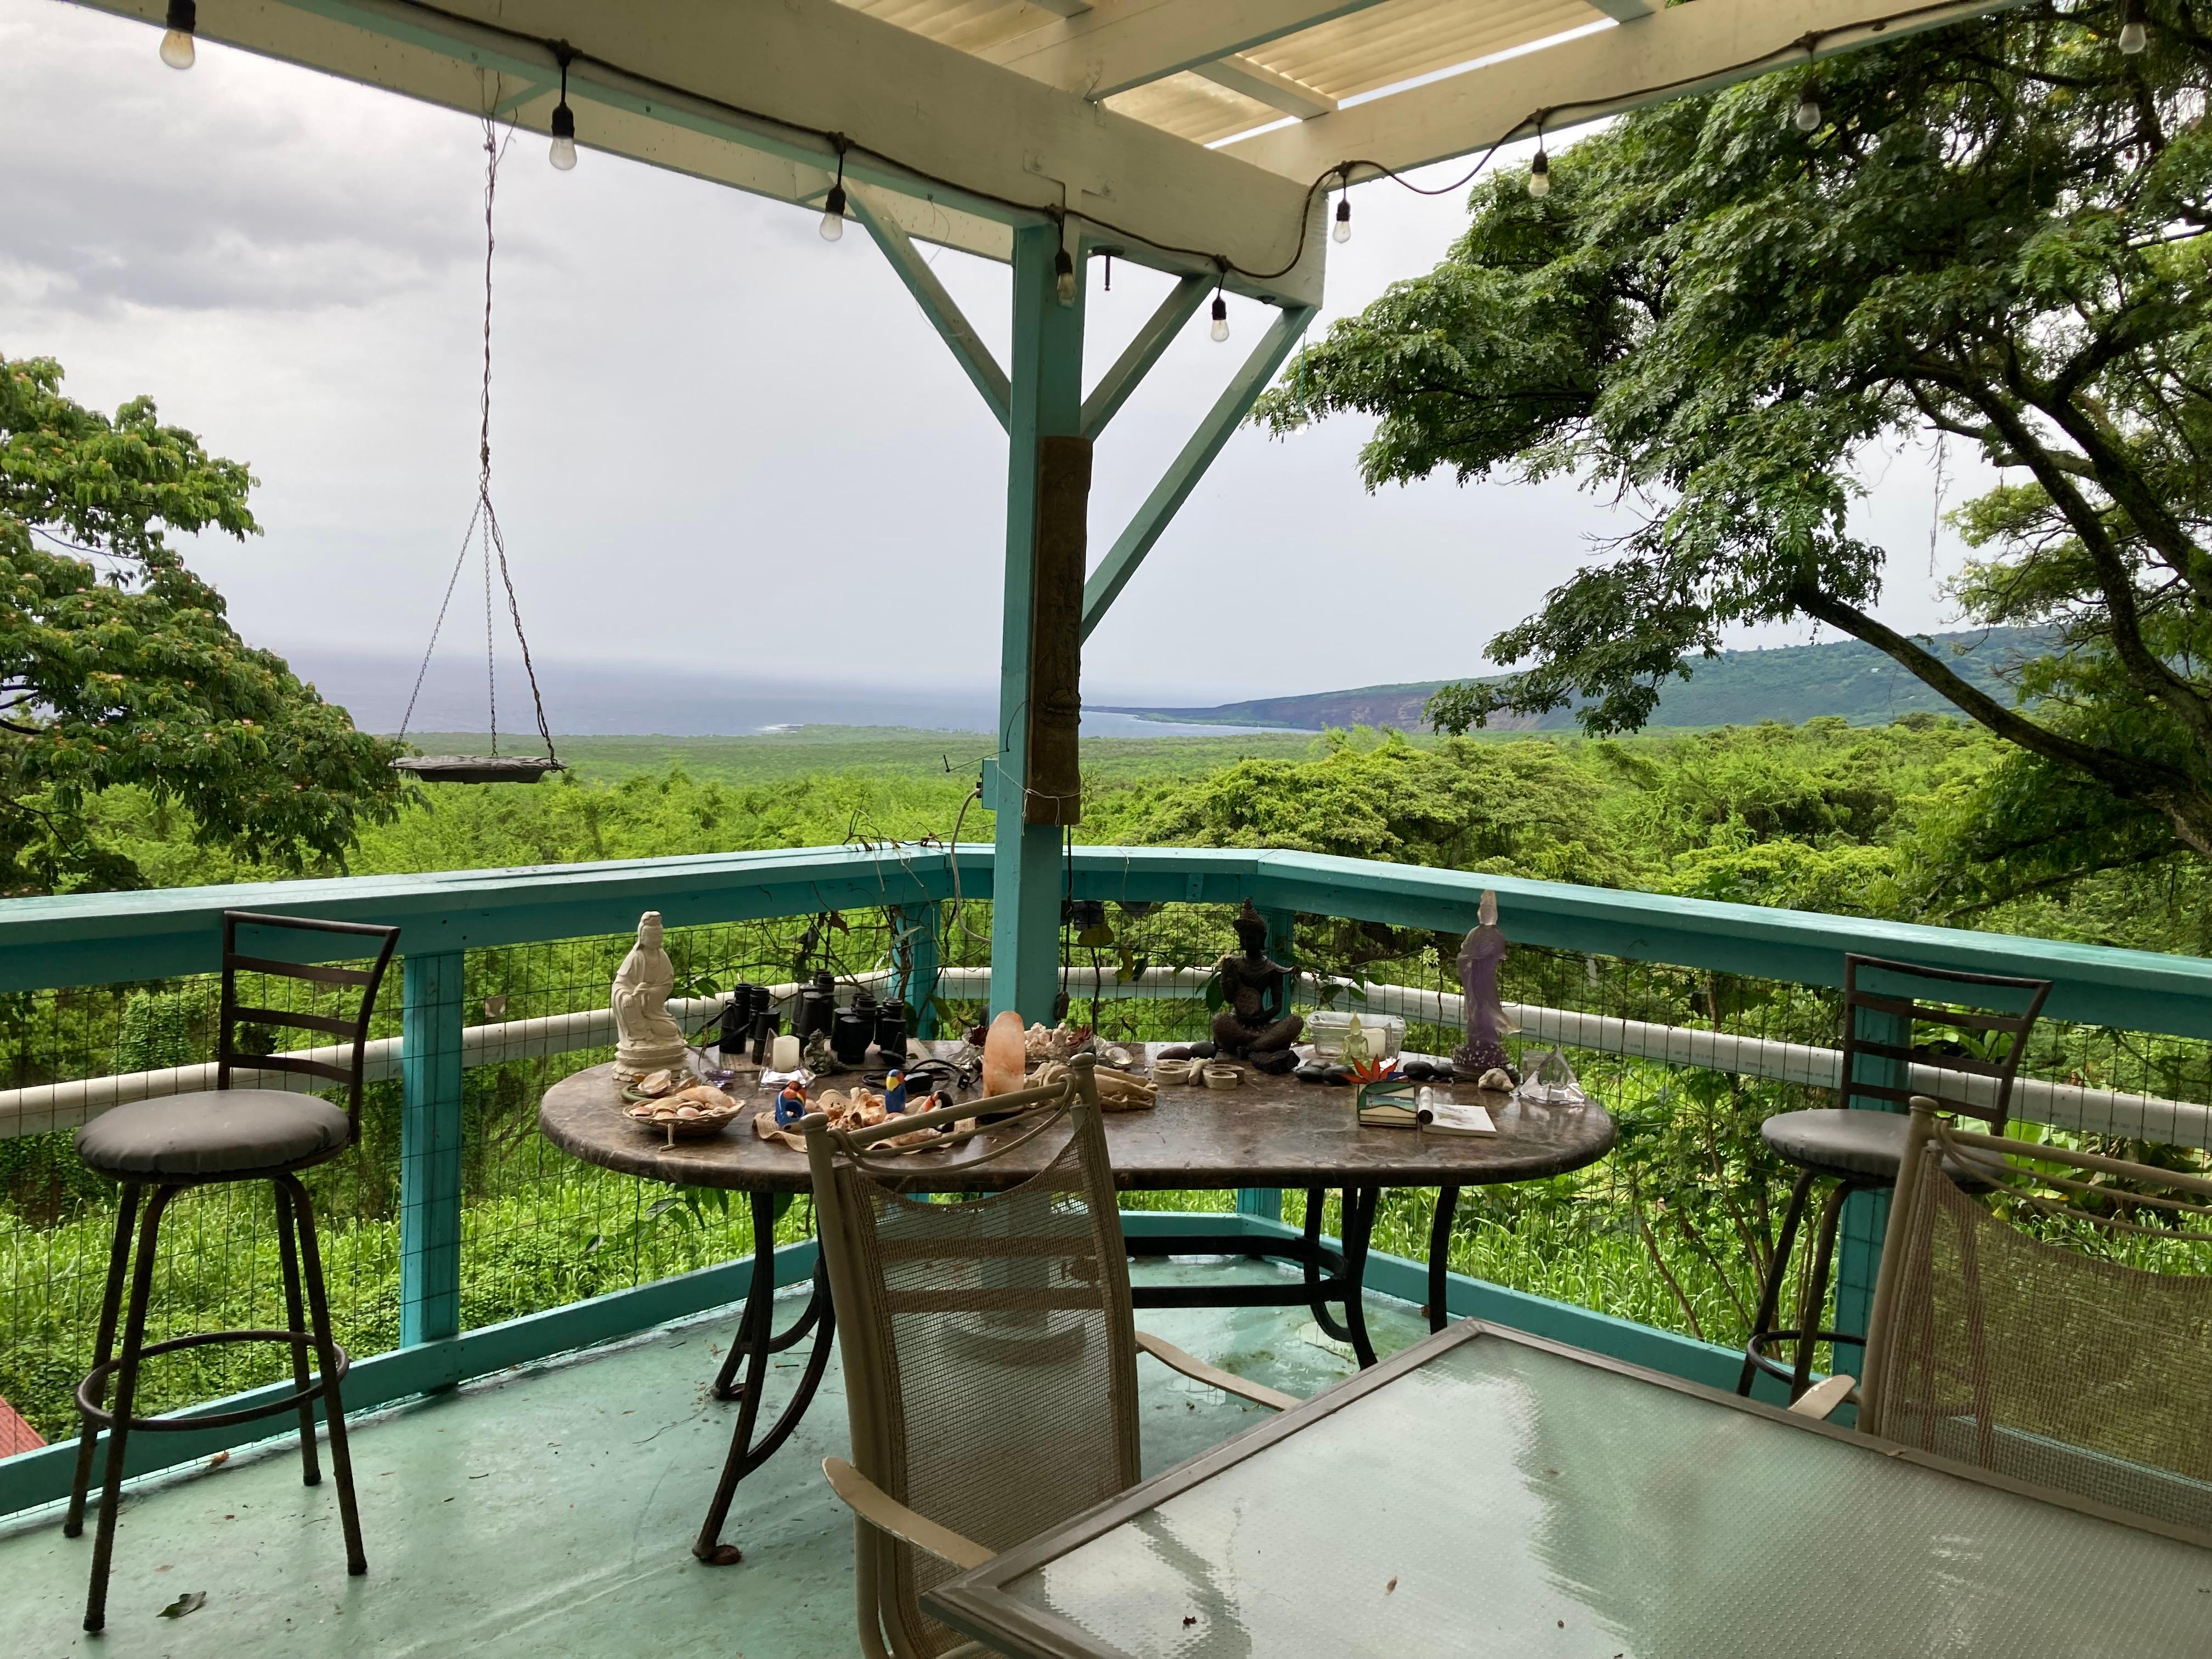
10;883;2212;1450
0;962;404;1444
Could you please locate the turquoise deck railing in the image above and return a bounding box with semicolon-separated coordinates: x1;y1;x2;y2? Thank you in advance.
5;843;2210;1517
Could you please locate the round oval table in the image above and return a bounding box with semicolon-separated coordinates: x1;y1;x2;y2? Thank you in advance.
540;1043;1614;1562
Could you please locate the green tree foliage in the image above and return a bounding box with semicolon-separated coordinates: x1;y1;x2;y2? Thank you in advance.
1256;3;2212;866
1094;729;1626;883
0;356;402;894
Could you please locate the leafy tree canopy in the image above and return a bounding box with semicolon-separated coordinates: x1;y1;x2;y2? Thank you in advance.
1257;2;2212;877
1;355;402;894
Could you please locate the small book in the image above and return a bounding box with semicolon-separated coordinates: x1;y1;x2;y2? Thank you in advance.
1358;1088;1496;1137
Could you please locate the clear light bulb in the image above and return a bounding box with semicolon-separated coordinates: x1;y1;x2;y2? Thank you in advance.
1795;93;1822;132
1054;249;1077;307
1210;296;1230;343
549;101;577;171
2120;18;2147;53
1528;150;1550;199
1333;197;1352;244
160;1;195;70
820;183;847;242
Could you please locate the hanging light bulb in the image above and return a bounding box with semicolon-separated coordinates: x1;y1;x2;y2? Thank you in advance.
548;55;577;171
548;103;577;171
820;144;848;242
1528;147;1550;199
2120;0;2148;54
1794;89;1822;132
1054;247;1077;307
1210;293;1230;343
1333;194;1352;245
159;0;195;69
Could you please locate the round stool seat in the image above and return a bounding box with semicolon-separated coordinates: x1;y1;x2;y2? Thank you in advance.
1762;1108;2005;1185
1760;1108;1912;1181
75;1090;350;1178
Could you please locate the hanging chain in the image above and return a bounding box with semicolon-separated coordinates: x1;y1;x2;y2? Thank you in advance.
394;110;560;766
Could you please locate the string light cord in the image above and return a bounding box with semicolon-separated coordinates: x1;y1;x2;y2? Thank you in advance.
392;0;2010;286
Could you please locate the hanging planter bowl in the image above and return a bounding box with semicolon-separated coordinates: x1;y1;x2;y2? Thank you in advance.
391;755;565;785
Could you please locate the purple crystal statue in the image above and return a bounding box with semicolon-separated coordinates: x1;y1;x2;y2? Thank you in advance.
1452;890;1513;1082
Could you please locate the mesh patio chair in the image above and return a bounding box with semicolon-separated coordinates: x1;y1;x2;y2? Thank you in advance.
803;1053;1299;1659
63;911;400;1632
1738;954;2050;1402
1842;1098;2212;1538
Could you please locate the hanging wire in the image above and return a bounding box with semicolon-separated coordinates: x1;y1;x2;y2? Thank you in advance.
386;6;1981;287
394;111;560;765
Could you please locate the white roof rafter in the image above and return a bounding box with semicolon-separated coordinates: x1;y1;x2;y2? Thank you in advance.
72;0;2030;308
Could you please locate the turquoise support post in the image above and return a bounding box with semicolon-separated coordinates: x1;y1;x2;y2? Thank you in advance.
897;902;943;1037
988;223;1086;1020
400;950;466;1352
1236;906;1300;1224
1830;1002;1907;1346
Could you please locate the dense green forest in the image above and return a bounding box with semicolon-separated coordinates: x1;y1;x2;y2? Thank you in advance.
71;716;2210;955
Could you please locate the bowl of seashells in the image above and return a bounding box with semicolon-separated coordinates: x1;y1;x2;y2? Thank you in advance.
622;1069;746;1143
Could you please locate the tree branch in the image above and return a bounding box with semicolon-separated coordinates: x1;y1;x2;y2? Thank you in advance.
1787;583;2212;854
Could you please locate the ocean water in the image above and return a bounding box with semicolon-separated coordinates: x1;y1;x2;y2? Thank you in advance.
282;648;1301;740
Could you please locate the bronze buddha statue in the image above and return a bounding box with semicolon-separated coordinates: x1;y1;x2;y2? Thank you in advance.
1210;900;1304;1057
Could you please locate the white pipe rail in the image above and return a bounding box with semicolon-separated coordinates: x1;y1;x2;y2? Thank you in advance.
5;968;2205;1151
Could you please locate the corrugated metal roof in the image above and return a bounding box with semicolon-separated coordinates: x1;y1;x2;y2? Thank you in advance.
843;0;1621;150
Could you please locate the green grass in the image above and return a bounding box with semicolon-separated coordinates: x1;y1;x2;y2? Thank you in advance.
397;727;1341;788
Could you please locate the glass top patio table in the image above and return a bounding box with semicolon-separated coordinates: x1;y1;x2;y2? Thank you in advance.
924;1323;2212;1658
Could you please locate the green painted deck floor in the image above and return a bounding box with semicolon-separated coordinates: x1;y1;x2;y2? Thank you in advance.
1;1261;1425;1658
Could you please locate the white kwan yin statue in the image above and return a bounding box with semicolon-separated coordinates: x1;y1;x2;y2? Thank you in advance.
612;911;691;1083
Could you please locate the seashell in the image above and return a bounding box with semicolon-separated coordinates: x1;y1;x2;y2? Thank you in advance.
666;1085;738;1112
639;1069;681;1097
675;1105;701;1119
1477;1068;1515;1092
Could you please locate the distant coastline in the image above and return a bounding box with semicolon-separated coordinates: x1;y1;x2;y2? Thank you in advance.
1094;628;2050;733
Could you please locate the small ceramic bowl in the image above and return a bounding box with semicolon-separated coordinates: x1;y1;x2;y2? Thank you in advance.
1152;1058;1194;1085
1201;1064;1241;1091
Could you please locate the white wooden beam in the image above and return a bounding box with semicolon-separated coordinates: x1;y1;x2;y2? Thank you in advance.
72;0;1328;304
1227;0;2028;180
1192;55;1338;120
985;1;1391;101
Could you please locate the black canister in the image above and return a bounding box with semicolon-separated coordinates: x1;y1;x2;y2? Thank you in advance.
831;1006;874;1066
797;970;837;1041
874;998;908;1060
721;984;764;1056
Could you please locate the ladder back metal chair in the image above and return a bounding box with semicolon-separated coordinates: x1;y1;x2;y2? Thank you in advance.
1739;954;2049;1402
1850;1098;2212;1539
803;1053;1297;1659
63;911;400;1632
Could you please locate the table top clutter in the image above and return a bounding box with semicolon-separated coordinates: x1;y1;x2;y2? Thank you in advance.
538;1041;1616;1194
923;1322;2212;1659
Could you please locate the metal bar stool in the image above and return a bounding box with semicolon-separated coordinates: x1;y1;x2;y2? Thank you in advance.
1736;953;2049;1404
62;911;400;1632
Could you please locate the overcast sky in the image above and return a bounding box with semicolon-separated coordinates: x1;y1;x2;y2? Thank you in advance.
4;0;1991;723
